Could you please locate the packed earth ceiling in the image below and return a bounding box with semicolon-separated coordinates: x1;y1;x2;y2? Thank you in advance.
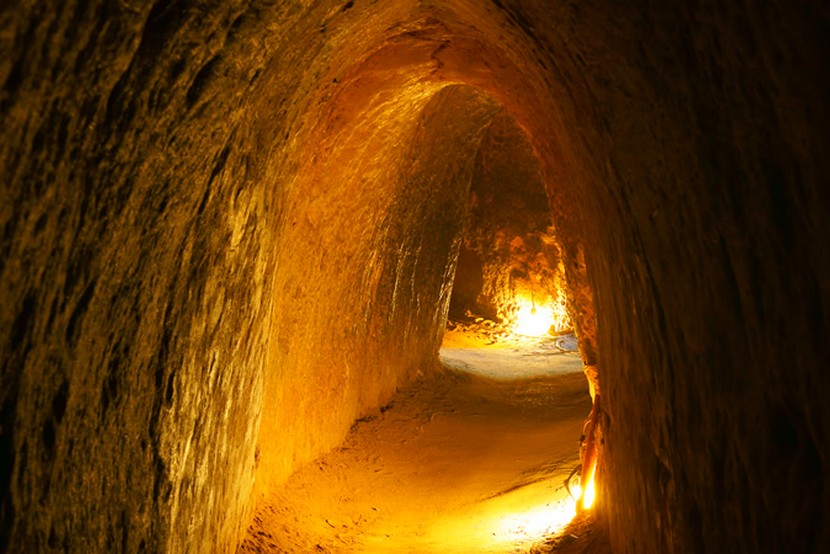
1;1;828;552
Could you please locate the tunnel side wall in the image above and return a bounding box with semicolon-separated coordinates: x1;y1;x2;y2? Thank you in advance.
257;84;499;492
551;3;830;552
0;2;320;550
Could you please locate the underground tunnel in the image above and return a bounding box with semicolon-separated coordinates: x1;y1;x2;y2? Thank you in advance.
1;1;829;553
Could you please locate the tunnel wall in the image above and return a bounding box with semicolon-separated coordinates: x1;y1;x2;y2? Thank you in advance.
576;4;830;552
0;2;294;550
2;1;829;553
257;83;498;492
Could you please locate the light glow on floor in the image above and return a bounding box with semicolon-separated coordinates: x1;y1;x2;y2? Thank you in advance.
492;497;577;542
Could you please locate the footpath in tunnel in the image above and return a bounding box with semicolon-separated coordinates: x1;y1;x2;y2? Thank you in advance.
240;329;592;553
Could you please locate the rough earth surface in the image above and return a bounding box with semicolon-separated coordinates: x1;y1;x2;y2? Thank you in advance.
241;333;592;553
1;1;828;552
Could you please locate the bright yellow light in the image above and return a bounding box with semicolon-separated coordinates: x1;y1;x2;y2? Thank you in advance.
574;464;596;510
510;292;571;337
582;470;596;509
513;300;554;336
493;498;576;542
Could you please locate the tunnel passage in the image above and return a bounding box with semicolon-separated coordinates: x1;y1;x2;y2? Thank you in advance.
448;110;571;336
251;2;599;503
2;1;829;553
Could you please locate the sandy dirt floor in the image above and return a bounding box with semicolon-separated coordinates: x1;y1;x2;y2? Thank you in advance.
241;331;592;553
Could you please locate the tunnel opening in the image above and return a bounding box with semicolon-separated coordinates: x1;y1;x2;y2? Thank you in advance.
3;1;827;553
436;107;600;546
248;58;599;549
237;6;608;547
442;108;575;345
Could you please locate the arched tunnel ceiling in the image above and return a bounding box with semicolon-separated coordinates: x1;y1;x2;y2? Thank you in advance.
1;1;828;553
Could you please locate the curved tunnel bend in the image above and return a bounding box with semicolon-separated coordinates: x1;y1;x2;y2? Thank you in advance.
1;1;828;553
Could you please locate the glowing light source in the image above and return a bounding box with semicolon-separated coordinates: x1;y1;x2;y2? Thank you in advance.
581;466;597;509
512;299;554;336
572;462;597;511
510;292;571;337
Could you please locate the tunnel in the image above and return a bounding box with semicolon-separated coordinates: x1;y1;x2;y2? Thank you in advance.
1;1;829;552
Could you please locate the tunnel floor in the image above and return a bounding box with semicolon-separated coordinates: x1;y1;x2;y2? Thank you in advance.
240;333;591;553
